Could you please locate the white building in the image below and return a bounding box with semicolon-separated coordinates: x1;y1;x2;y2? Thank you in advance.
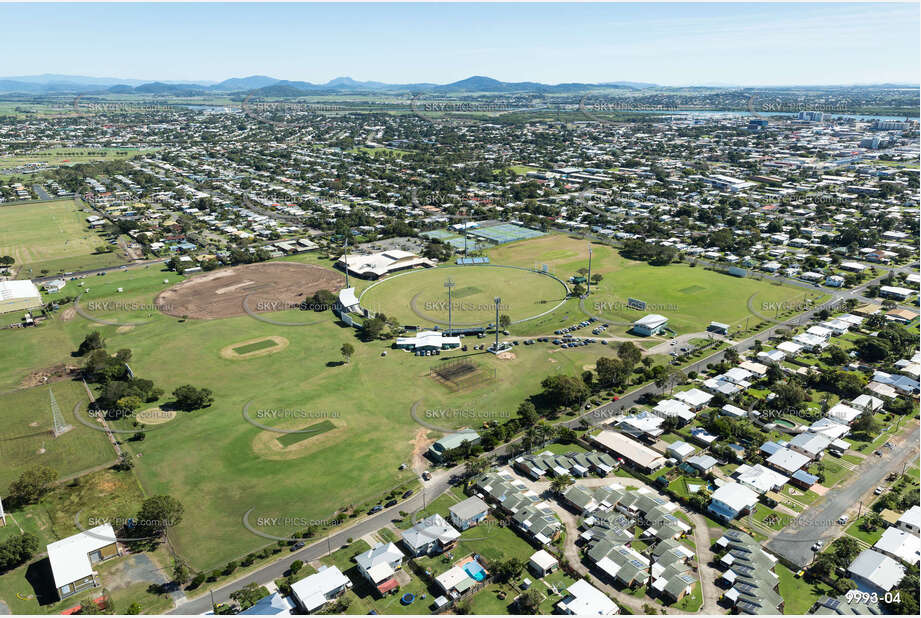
47;524;120;599
556;578;619;615
874;527;921;566
290;566;352;613
0;280;43;314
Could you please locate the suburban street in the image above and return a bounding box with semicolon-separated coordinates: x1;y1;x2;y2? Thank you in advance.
767;423;920;567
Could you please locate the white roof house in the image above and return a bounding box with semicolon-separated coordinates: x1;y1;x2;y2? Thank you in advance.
652;400;694;423
827;403;864;425
673;388;713;410
851;394;884;413
848;549;906;593
898;506;921;534
734;464;790;494
46;524;118;594
529;549;559;575
666;441;696;462
290;566;352;612
354;542;404;586
556;578;619;615
776;341;803;356
434;565;475;597
709;483;758;520
808;417;850;441
874;527;921;566
766;447;811;474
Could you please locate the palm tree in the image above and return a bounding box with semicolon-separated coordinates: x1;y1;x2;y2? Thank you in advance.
550;474;575;494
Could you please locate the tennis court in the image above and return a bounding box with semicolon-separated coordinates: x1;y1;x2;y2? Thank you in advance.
468;223;545;244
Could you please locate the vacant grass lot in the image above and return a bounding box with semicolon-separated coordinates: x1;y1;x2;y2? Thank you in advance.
0;380;113;489
0;198;126;276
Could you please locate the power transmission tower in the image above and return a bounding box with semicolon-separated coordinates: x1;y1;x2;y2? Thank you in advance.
445;278;455;334
50;388;73;437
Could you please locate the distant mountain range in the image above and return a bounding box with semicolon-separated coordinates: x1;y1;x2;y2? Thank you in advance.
0;74;915;95
0;74;659;95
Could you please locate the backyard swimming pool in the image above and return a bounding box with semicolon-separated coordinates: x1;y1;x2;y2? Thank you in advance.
464;559;487;581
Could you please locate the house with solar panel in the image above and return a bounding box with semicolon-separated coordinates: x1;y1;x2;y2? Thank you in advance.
714;530;784;614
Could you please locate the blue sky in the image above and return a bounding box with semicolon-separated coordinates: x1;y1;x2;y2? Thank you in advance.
1;2;918;85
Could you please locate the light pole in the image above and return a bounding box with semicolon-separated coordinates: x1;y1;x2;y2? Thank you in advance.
494;297;501;351
587;245;593;295
343;235;350;289
445;278;455;334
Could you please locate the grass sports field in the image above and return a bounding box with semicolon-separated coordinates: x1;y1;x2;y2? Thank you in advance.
0;198;126;276
359;264;567;327
0;261;637;569
0;380;114;489
487;234;826;334
0;234;826;571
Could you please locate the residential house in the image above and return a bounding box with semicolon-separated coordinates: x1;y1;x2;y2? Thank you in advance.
708;482;758;521
556;579;619;615
528;549;559;577
354;542;405;596
290;566;353;613
847;549;905;593
449;496;488;531
401;514;460;557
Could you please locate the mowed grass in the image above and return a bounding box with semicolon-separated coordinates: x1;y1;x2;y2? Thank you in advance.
359;264;567;327
274;420;335;446
0;198;126;276
232;339;279;355
487;234;825;335
0;380;114;489
0;262;620;570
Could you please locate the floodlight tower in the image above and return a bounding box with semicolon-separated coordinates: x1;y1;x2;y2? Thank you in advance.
494;297;501;351
444;278;455;334
587;245;593;295
343;236;350;288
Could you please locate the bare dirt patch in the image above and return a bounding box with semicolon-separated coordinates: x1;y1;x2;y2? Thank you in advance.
410;427;433;475
220;336;289;360
116;325;135;333
59;307;76;322
155;262;344;320
497;351;516;360
136;407;177;425
19;364;81;389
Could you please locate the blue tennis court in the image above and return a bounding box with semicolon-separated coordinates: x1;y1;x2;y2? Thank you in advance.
468;223;545;244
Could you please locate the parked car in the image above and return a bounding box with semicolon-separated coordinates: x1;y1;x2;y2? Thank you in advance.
369;505;383;514
422;471;432;481
838;515;849;525
384;500;398;508
874;487;884;495
291;542;305;551
402;490;414;499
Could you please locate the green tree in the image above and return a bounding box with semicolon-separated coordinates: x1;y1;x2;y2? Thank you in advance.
340;343;354;363
172;385;214;411
77;331;105;356
7;466;58;507
135;495;184;538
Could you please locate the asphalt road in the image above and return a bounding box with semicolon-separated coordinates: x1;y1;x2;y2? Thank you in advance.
32;184;50;200
766;424;920;568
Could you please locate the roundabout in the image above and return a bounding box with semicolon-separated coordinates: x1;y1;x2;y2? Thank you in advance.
358;264;569;328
